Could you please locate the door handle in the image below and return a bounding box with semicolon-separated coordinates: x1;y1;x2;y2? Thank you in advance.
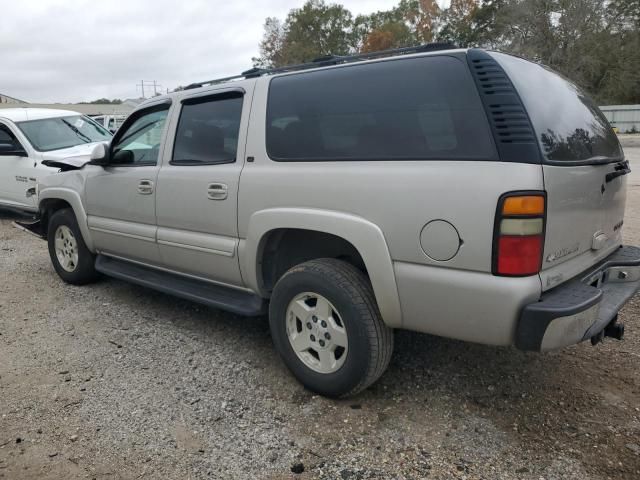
207;183;228;200
137;180;154;195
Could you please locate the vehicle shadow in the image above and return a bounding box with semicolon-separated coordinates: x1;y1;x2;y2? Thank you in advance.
0;209;36;223
100;275;558;405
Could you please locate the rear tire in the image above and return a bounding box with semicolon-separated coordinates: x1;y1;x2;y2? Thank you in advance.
47;208;99;285
269;258;393;398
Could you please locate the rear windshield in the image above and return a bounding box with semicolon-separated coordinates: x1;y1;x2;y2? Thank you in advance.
492;52;622;164
266;55;496;162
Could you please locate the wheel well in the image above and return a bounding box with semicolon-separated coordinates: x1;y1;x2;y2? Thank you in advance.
39;199;73;238
259;229;366;293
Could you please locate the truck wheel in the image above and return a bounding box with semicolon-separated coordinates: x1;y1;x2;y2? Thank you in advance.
269;258;393;397
47;208;99;285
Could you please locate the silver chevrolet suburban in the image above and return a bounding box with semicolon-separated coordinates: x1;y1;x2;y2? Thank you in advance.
29;44;639;397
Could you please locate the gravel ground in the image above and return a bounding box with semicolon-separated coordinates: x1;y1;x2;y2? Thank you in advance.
1;144;640;480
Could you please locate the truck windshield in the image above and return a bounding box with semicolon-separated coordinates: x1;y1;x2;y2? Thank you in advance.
17;115;112;152
491;52;622;164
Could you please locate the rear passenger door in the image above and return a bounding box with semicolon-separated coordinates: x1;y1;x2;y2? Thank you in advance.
155;87;253;287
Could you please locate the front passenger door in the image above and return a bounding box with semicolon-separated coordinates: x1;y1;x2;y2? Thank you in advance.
85;102;170;264
0;123;35;211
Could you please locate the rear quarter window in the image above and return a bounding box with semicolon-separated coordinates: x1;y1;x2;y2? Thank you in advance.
266;55;496;162
491;52;622;163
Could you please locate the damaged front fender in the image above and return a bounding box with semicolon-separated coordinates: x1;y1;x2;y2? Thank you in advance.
40;142;108;171
41;156;91;172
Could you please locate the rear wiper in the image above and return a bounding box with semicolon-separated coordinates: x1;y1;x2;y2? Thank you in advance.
605;160;631;183
61;119;92;144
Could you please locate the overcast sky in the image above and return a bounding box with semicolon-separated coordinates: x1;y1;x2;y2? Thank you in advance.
0;0;448;103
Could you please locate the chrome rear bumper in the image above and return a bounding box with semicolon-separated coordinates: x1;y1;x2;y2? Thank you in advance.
516;245;640;351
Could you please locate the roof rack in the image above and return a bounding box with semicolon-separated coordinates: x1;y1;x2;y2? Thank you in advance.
184;42;457;90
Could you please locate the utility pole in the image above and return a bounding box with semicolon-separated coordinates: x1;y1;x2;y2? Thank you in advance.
136;80;145;99
136;80;162;99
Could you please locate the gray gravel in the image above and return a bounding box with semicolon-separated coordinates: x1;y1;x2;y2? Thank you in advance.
1;146;640;479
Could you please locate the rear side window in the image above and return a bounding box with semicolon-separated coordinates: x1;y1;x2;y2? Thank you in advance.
492;52;622;163
267;56;496;161
172;93;243;165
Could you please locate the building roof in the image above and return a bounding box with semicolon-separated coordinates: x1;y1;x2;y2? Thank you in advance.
0;93;28;103
600;105;640;111
122;98;145;108
0;108;82;122
0;103;135;116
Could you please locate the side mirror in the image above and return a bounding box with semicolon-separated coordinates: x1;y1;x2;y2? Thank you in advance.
88;142;109;166
112;149;135;165
0;142;27;157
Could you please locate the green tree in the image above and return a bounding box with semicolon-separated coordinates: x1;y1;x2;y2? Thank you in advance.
253;17;287;68
596;0;640;103
439;0;480;46
255;0;354;67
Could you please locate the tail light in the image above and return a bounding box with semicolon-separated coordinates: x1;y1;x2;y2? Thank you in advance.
493;192;546;276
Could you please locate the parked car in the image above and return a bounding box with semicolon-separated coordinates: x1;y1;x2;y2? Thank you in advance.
29;45;639;397
90;114;127;133
0;108;112;214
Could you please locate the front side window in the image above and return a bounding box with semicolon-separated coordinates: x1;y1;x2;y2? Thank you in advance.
0;124;23;153
266;55;496;161
172;93;243;165
111;106;169;166
0;125;16;144
16;115;112;152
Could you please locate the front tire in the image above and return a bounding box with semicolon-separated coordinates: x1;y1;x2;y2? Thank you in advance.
47;208;98;285
269;258;393;398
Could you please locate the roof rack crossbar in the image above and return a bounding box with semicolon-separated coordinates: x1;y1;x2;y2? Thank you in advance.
187;42;457;89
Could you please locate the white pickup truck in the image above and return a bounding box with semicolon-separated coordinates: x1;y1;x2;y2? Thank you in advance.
0;108;111;214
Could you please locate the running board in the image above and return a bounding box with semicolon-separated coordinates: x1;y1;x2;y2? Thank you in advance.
95;255;266;316
13;218;44;239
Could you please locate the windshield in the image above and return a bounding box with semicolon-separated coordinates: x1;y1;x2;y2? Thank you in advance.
17;115;112;152
491;52;622;164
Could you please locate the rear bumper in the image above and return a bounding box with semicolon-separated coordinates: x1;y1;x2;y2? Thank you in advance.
516;245;640;351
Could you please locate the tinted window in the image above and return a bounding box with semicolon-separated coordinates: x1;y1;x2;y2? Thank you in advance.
267;56;496;161
492;52;622;163
17;115;112;152
172;93;243;165
112;106;169;165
